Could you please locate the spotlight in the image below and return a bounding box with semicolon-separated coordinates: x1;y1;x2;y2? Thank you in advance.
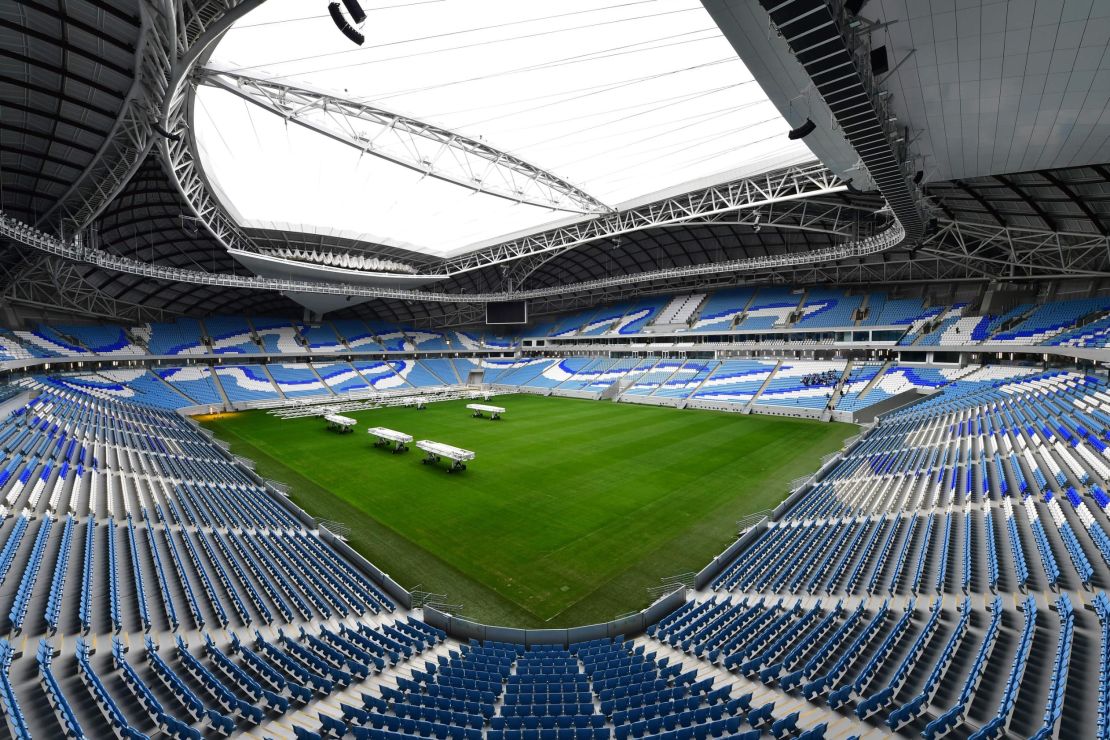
787;118;816;140
328;2;364;45
342;0;367;24
844;0;867;14
913;170;924;185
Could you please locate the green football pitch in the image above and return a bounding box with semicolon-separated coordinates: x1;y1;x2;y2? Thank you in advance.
201;394;854;627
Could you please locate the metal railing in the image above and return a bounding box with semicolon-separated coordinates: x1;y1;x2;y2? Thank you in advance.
318;519;351;540
409;591;446;608
0;200;906;304
647;572;696;599
736;510;772;534
790;475;812;491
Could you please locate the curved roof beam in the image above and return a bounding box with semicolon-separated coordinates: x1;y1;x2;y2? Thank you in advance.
2;210;908;303
430;161;850;276
197;66;613;215
158;0;271;261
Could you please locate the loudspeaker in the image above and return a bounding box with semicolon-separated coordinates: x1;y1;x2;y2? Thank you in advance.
870;45;889;75
787;118;816;140
342;0;367;25
844;0;867;14
329;2;365;45
913;170;924;185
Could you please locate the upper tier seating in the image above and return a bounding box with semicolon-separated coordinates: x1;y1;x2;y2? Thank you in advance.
613;297;668;334
992;297;1110;344
794;288;862;329
55;324;144;354
331;319;384;351
656;293;705;327
1049;313;1110;347
138;318;206;355
368;322;409;351
203;316;258;354
691;287;758;332
735;286;802;331
15;326;89;357
450;330;516;351
252;318;303;353
300;323;345;352
0;332;34;361
862;295;940;326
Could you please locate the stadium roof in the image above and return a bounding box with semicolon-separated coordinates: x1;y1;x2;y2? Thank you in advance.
196;0;815;257
0;0;1108;324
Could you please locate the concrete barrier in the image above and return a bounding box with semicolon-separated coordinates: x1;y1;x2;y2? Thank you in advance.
319;528;413;610
423;587;686;646
694;520;769;590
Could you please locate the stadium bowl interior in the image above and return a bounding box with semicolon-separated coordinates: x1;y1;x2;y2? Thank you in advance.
1;1;1110;738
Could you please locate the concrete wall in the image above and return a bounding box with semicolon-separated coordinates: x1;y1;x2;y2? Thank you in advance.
617;395;682;408
549;389;603;401
186;412;414;610
422;587;686;646
694;520;769;590
843;388;934;423
319;529;413;610
747;402;825;420
690;418;876;590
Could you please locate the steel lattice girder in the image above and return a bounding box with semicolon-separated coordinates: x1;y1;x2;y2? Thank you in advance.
502;197;879;289
431;161;853;276
9;211;1109;315
1;253;169;323
159;0;269;259
197;67;612;215
3;210;903;303
921;220;1110;278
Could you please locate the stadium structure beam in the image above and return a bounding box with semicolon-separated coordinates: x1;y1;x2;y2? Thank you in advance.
0;253;169;323
197;67;612;215
34;0;177;237
501;197;870;290
2;210;902;303
429;162;852;277
165;88;868;282
9;210;1109;309
920;220;1110;279
158;0;271;259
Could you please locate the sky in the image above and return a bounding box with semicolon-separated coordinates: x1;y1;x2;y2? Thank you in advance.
196;0;814;258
